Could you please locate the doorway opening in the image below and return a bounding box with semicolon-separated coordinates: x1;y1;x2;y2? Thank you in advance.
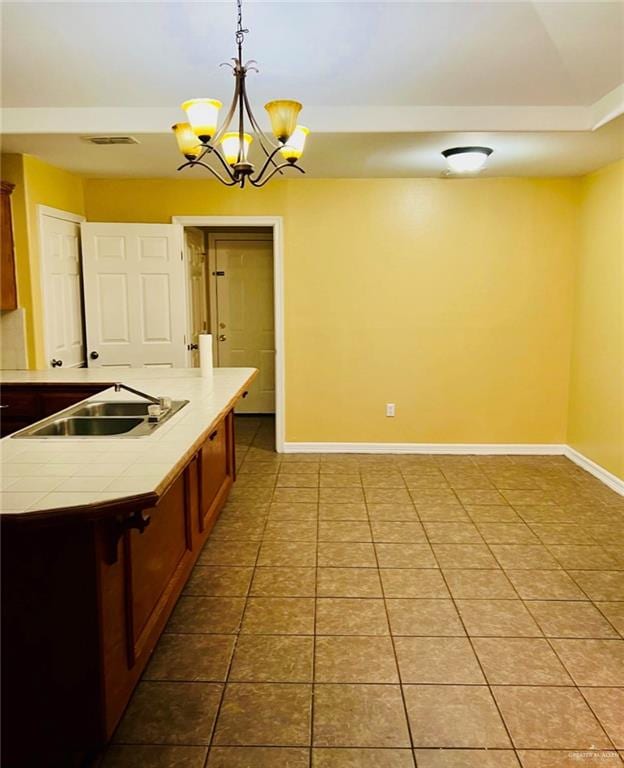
178;217;283;450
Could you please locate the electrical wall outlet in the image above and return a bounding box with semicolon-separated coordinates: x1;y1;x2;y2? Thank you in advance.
386;403;396;417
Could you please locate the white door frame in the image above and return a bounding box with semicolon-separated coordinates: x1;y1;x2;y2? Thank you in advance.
172;216;285;452
37;204;86;368
183;226;208;368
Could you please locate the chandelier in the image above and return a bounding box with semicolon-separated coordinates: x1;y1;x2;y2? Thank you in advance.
172;0;309;188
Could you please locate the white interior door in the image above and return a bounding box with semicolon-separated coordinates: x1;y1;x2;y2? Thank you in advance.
185;227;208;368
40;211;85;369
81;223;187;368
209;232;274;413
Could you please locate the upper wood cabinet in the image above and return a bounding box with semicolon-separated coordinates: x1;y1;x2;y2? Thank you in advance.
0;181;18;310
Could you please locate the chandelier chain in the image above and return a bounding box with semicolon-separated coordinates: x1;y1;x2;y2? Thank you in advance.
235;0;248;47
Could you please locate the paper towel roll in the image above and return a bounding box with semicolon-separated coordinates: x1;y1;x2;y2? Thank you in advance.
199;334;214;382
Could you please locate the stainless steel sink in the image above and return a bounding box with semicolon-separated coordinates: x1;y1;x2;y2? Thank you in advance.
11;399;189;438
70;400;187;418
31;417;144;437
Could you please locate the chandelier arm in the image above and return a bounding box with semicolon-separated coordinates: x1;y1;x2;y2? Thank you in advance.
237;67;245;164
212;77;241;146
252;144;289;185
241;88;285;176
242;88;279;158
208;144;241;181
195;145;212;164
250;162;305;188
176;159;238;186
183;143;238;182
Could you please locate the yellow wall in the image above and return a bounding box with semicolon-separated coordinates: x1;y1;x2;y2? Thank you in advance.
1;154;85;367
3;154;619;465
567;159;624;479
85;176;579;445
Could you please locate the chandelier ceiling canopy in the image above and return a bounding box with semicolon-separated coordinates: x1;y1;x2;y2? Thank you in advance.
172;0;309;188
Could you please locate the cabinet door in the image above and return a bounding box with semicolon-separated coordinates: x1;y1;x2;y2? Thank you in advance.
129;473;193;661
0;384;108;436
0;181;18;311
199;413;233;534
0;387;40;436
39;385;107;418
97;470;195;739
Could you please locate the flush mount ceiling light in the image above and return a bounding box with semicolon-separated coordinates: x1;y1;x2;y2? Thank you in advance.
172;0;309;188
442;146;493;174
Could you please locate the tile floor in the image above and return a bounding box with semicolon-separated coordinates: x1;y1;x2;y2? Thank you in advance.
100;416;624;768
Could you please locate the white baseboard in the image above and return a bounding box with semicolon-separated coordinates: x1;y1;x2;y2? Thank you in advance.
281;441;624;497
564;446;624;496
283;442;566;456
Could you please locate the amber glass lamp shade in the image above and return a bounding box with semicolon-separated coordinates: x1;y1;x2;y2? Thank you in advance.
182;99;222;142
279;125;309;162
221;132;253;165
172;123;202;159
264;100;302;143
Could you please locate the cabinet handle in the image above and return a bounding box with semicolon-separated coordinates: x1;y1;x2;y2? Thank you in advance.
105;510;152;564
127;510;151;533
90;351;99;360
51;359;63;368
242;390;249;398
209;429;218;441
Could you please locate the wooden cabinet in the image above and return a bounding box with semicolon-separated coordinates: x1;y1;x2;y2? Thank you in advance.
0;181;18;311
130;476;192;649
1;518;103;765
0;387;39;436
96;470;197;738
1;408;236;768
0;383;108;437
199;410;234;536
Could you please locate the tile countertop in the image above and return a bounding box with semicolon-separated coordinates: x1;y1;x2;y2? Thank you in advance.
0;367;257;516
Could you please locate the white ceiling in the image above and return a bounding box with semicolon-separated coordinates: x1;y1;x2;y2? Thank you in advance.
1;1;623;177
2;1;623;108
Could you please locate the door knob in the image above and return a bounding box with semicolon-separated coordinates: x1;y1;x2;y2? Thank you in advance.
51;359;63;368
90;351;99;360
218;334;227;342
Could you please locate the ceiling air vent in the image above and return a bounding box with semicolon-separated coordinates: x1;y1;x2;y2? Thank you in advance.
81;136;140;145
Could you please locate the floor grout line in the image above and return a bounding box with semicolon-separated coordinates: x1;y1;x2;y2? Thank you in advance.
308;485;320;765
546;635;622;755
366;469;419;767
433;552;522;763
203;417;275;766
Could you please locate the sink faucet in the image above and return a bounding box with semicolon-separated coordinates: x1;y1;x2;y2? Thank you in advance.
113;383;168;410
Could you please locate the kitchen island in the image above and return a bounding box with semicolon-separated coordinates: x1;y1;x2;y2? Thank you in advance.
0;367;257;767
